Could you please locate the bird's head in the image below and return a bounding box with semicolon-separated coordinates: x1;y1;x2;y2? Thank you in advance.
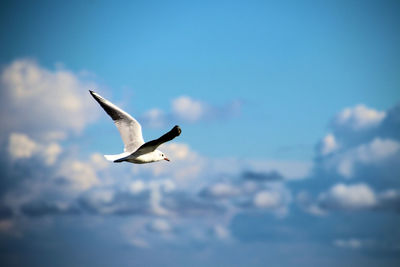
157;150;169;162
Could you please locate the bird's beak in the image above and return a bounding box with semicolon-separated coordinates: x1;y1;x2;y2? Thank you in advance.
164;157;170;162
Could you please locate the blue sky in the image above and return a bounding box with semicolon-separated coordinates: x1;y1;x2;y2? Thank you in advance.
0;1;399;266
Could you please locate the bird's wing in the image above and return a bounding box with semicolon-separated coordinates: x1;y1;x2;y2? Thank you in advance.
133;125;181;156
89;90;145;152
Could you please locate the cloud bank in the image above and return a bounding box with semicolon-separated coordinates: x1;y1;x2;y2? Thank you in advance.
0;60;399;256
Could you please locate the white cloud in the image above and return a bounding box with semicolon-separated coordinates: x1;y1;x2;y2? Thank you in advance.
129;180;147;195
86;190;114;206
296;191;327;216
162;179;176;193
164;143;191;160
128;179;175;196
42;143;62;165
320;134;339;155
253;190;281;209
334;104;386;131
330;138;400;178
57;160;99;192
0;59;100;140
149;182;170;216
356;138;400;162
318;183;377;210
90;153;109;170
150;219;171;233
172;96;206;122
8;132;38;159
1;60;104;195
207;183;240;198
214;224;231;240
8;132;62;165
303;186;400;216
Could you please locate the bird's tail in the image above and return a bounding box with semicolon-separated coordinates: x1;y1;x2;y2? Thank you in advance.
104;152;130;163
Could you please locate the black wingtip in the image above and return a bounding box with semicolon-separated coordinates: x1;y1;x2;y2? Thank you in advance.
89;90;95;95
173;125;182;136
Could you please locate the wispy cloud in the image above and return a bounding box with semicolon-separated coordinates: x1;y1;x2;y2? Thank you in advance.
139;95;242;128
333;238;370;249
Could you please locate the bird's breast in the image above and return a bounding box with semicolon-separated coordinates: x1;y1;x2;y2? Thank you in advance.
127;152;158;164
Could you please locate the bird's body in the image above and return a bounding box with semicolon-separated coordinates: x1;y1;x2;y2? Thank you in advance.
116;150;164;164
89;90;181;164
106;149;165;164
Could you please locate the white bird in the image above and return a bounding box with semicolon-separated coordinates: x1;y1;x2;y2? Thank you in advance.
89;90;181;164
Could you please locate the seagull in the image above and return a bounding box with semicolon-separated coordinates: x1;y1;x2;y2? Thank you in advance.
89;90;181;164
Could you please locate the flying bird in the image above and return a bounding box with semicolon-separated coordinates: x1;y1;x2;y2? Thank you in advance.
89;90;181;164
